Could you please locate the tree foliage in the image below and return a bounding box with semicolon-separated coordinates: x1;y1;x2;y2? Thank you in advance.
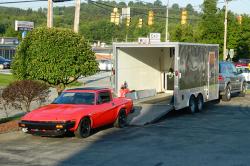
0;0;250;59
12;27;99;92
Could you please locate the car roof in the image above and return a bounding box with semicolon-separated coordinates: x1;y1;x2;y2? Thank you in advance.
64;87;111;93
219;61;233;64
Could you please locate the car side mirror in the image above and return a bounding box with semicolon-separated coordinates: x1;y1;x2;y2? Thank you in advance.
97;100;102;105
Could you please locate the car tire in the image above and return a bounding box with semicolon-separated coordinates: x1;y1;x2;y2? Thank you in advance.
239;82;247;97
188;95;197;114
196;94;204;112
74;117;91;138
114;109;127;128
222;85;231;101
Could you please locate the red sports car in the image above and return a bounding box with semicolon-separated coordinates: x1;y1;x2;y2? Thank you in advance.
19;87;133;138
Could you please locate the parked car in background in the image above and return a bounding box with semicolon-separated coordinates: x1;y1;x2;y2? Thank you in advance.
219;61;247;101
98;60;113;71
234;58;250;69
0;56;11;69
236;66;250;83
19;87;133;138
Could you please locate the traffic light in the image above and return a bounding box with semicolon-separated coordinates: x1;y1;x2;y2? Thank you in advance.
237;15;242;25
181;9;187;25
148;11;154;26
138;18;143;28
110;13;116;23
110;8;120;25
126;16;131;27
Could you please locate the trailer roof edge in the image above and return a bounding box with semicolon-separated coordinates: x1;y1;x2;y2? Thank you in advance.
112;42;219;47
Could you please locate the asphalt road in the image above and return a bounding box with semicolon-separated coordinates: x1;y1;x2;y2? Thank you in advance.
0;95;250;166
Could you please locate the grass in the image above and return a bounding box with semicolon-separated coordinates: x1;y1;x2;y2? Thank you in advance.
0;74;15;87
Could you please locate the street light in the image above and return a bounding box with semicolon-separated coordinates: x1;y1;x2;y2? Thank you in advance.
223;0;232;60
223;0;228;60
165;0;169;41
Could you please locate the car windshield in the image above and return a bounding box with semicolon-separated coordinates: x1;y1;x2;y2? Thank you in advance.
52;92;95;105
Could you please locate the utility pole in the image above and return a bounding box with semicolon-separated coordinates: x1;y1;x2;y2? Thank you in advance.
223;0;228;60
165;0;169;41
47;0;53;28
74;0;81;33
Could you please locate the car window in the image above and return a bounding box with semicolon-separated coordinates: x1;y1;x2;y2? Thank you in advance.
97;91;111;104
230;64;237;73
219;63;228;74
52;92;95;105
226;63;232;73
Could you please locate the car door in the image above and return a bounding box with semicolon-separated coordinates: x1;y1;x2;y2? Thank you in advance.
226;63;236;90
247;69;250;82
230;63;241;90
93;91;116;127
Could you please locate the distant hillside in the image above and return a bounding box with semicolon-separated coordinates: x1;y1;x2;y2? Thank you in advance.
0;1;200;43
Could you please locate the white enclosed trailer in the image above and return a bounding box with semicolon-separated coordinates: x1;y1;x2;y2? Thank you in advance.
113;42;219;112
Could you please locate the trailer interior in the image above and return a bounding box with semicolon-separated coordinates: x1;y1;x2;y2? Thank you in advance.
115;46;176;101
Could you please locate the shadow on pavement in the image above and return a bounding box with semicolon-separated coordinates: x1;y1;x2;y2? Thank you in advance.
53;96;250;166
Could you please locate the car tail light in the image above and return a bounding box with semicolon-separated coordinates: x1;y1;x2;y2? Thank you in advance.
218;74;224;81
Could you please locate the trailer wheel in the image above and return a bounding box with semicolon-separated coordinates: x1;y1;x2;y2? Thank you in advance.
239;82;247;97
197;94;204;112
222;85;231;101
188;95;197;114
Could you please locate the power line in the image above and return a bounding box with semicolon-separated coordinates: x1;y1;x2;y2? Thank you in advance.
0;0;74;5
0;0;47;4
90;0;201;21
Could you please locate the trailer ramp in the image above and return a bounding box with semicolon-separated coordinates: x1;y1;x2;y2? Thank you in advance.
128;94;174;126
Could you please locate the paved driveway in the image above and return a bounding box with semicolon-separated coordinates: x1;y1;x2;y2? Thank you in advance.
0;95;250;166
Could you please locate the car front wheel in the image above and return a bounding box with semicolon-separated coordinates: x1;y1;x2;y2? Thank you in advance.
74;117;91;138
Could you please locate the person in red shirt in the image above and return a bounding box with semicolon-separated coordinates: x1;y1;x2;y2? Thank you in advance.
119;82;130;97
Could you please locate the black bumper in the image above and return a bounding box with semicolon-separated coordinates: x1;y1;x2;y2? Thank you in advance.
19;120;75;136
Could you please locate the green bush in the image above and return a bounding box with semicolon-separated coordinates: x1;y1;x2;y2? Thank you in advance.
12;27;99;93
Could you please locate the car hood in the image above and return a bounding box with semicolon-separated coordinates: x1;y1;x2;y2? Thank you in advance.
22;104;92;121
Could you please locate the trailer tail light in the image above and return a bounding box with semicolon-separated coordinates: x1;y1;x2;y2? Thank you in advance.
218;74;224;81
175;71;179;76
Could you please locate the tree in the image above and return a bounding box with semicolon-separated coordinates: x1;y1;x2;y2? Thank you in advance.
172;3;179;10
200;0;224;55
235;15;250;60
153;0;162;7
2;80;49;112
186;4;194;13
171;24;195;42
12;27;99;93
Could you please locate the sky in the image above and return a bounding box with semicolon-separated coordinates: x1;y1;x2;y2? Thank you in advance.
0;0;250;15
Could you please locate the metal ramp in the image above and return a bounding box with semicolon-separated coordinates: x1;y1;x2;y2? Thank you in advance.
128;93;174;126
